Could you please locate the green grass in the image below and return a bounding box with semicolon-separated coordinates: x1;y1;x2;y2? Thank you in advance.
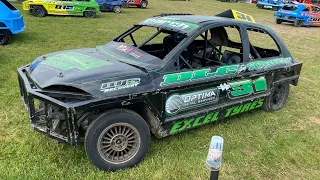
1;0;320;179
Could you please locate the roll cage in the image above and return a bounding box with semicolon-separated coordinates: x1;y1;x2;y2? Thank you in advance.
112;18;290;73
159;22;289;73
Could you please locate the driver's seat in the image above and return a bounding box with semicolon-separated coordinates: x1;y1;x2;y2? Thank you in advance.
209;27;242;64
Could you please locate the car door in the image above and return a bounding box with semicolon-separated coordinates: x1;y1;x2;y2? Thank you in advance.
156;23;268;123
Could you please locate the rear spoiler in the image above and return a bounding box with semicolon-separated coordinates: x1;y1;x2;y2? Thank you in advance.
216;9;256;23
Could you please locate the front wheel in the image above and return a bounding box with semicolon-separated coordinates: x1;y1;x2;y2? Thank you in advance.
294;20;303;27
262;76;289;112
32;6;47;17
85;109;151;171
113;5;121;13
276;19;282;24
140;1;147;8
0;30;10;45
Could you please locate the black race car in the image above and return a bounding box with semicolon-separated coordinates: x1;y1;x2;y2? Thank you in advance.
18;10;302;171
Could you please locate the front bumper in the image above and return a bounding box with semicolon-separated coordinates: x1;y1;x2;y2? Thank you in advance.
17;65;81;146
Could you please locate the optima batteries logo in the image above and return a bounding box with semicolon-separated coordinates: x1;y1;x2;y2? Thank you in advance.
165;88;219;115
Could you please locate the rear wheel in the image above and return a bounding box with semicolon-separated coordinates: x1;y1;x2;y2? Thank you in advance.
276;19;282;24
32;6;47;17
0;30;10;45
262;76;289;112
294;20;303;27
84;9;96;18
140;1;147;8
113;5;121;13
85;109;150;171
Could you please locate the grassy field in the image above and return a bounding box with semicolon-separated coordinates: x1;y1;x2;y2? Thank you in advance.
1;0;320;179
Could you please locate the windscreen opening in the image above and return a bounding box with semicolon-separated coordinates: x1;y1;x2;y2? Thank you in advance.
282;5;298;11
114;26;187;60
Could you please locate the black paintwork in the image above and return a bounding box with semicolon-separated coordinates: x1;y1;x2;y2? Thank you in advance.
18;12;303;145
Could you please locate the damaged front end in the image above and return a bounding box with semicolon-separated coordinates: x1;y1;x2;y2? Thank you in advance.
18;65;94;146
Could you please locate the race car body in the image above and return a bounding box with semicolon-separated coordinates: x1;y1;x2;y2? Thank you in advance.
22;0;100;18
257;0;284;11
126;0;148;8
96;0;125;13
0;0;25;45
275;3;320;26
18;10;302;171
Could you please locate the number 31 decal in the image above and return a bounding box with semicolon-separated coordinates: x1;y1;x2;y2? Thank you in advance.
228;76;267;98
231;10;256;23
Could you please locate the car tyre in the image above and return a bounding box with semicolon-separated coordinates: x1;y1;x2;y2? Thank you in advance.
294;20;303;27
113;5;121;13
276;19;282;24
84;9;96;18
140;1;147;8
85;109;150;171
262;76;289;112
32;6;47;17
0;30;10;45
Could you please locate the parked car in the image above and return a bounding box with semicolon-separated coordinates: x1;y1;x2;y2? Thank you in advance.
96;0;126;13
257;0;284;10
274;3;320;26
126;0;147;8
18;10;302;171
0;0;25;45
22;0;100;18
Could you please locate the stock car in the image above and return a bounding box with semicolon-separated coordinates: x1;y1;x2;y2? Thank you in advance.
18;10;302;171
126;0;148;8
0;0;25;45
22;0;100;18
275;3;320;26
96;0;126;13
256;0;285;10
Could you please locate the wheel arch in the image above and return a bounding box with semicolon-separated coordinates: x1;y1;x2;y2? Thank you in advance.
78;99;161;138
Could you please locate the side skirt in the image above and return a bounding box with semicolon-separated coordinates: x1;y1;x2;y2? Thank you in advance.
151;98;264;138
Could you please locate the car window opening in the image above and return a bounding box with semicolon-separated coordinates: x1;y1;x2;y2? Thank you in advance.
114;26;187;60
247;28;280;59
175;25;244;70
282;5;298;11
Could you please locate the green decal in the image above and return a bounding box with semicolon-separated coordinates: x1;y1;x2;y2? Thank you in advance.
227;76;267;98
161;71;193;86
215;65;239;76
229;79;253;97
170;99;264;134
253;76;267;92
170;111;219;134
42;52;111;71
161;58;291;86
193;69;211;80
224;99;264;118
139;18;199;32
246;57;292;71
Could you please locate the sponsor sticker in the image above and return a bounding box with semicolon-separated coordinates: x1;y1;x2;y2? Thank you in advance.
101;78;140;93
165;88;219;115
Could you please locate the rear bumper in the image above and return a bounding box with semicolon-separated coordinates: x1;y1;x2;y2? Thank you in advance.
17;65;80;146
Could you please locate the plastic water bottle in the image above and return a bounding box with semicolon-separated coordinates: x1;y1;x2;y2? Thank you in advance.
206;136;224;171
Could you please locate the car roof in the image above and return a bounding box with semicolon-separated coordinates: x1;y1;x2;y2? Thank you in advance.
155;14;259;26
138;12;270;35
